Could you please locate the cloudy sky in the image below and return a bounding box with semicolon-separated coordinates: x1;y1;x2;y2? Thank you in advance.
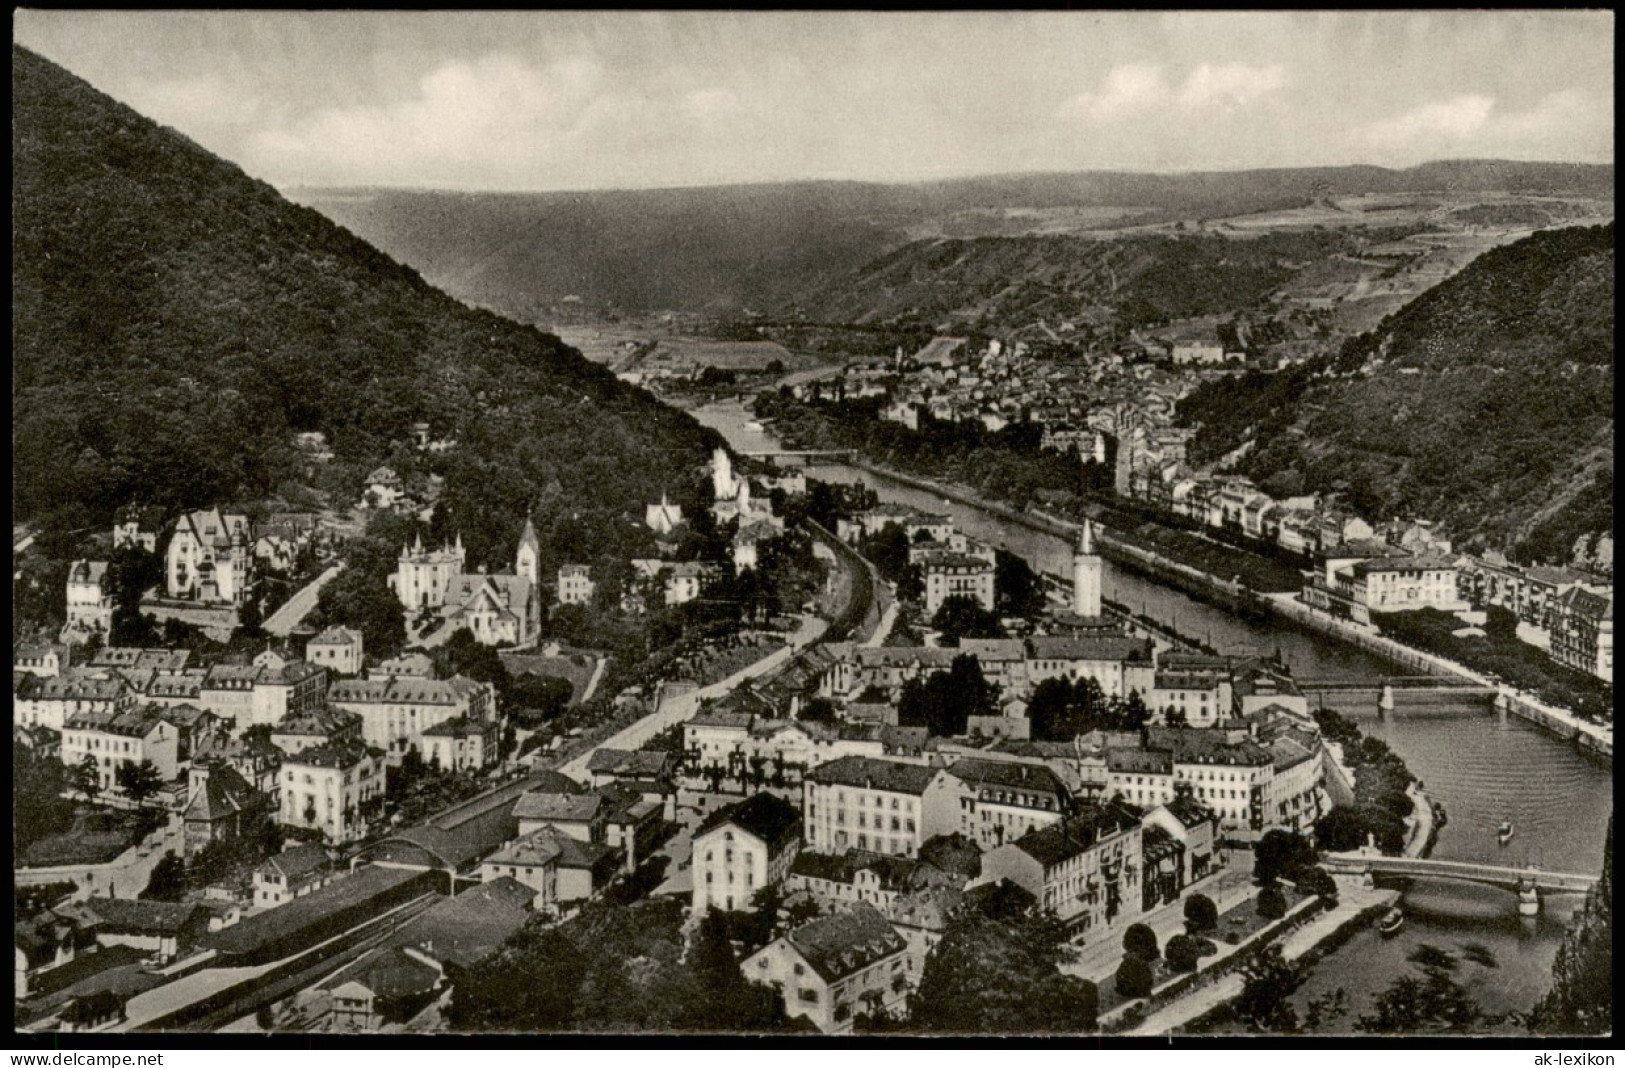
13;10;1614;192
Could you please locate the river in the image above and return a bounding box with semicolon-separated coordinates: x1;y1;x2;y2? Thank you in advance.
691;398;1612;1031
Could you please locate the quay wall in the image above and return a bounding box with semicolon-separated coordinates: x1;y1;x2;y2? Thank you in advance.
840;458;1610;761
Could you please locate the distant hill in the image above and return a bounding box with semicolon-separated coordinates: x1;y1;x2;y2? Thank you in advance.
1177;223;1614;567
291;161;1612;319
13;45;718;568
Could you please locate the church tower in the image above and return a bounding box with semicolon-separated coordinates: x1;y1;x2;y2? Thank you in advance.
516;515;540;588
1073;519;1102;618
712;447;735;502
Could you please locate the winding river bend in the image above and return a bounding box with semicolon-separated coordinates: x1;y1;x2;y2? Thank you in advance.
694;398;1612;1028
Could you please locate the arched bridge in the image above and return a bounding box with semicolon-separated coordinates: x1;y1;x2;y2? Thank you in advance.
1323;853;1598;897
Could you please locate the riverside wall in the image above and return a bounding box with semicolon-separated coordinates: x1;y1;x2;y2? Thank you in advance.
839;458;1610;760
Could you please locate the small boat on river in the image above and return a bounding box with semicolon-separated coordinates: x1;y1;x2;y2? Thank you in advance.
1378;907;1405;936
1498;821;1515;846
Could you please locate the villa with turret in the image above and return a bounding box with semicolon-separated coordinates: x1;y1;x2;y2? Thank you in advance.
389;519;543;647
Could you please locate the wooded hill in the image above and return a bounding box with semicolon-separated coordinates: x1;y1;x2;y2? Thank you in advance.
13;45;719;571
293;161;1612;321
1177;223;1614;567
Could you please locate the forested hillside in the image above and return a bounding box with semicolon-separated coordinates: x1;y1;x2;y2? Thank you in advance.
1177;224;1614;566
13;45;718;568
780;229;1369;330
295;161;1612;320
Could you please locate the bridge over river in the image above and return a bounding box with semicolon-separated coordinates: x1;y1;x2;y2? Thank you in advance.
1323;853;1599;914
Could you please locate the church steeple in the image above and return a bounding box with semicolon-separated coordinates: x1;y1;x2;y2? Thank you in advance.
516;514;540;587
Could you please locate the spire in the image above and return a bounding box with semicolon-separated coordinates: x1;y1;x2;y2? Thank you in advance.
1078;518;1096;556
519;514;540;551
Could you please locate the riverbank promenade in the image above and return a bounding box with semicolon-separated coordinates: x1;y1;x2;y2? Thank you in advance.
1118;878;1399;1035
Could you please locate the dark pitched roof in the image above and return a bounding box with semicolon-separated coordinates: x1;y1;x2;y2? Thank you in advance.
79;898;206;937
184;763;261;823
1159;795;1217;830
696;791;801;852
257;843;332;883
804;755;940;796
347;945;443;1000
781;902;907;983
389;881;533;970
945;757;1067;798
1007;802;1142;868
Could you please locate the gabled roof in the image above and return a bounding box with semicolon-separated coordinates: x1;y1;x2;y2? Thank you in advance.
1005;802;1142;868
778;902;907;983
945;757;1067;798
390;880;533;970
804;756;940;796
585;748;674;778
346;945;442;1000
695;791;801;851
1025;634;1154;663
514;791;603;824
257;843;332;883
79;898;206;937
184;763;261;823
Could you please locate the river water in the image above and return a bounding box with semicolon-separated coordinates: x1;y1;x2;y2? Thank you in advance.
692;399;1612;1030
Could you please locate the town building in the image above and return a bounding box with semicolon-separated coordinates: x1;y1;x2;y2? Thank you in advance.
60;707;179;796
692;792;802;915
645;493;685;536
327;674;495;762
13;640;70;679
557;564;596;606
1550;586;1614;681
921;757;1071;849
479;827;620;913
390;527;542;647
63;560;113;643
165;508;254;604
196;655;328;730
252;843;339;910
920;552;996;614
270;707;364;756
977;800;1144;934
15;673;136;732
304;626;364;677
183;760;270;857
741;903;912;1034
421;716;500;773
112;505;165;554
802;757;945;858
276;739;387;844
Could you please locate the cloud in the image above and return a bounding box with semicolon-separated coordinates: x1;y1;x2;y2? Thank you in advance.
1175;63;1288;109
123;73;264;130
1355;89;1612;160
1060;64;1167;121
1060;62;1287;121
1361;94;1496;146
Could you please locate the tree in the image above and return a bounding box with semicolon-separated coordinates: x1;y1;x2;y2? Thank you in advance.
993;549;1046;617
72;753;102;802
1165;934;1201;973
1313;806;1368;853
1532;815;1611;1035
1123;922;1159;962
1115;954;1154;999
930;596;1004;646
1294;865;1338;901
115;759;165;808
1027;678;1076;743
1256;884;1288;920
1184;893;1218;933
1234;944;1303;1033
908;907;1097;1033
897;654;997;738
798;697;838;724
140;852;187;902
1255;829;1315;886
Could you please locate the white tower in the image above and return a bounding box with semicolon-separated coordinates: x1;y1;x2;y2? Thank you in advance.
516;516;540;588
1073;519;1102;618
712;447;735;502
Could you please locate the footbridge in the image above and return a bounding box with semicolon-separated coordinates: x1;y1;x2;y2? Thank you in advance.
1296;674;1495;694
1322;853;1598;913
740;449;857;463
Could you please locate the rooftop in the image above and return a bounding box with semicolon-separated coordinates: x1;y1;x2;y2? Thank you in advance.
779;902;908;983
805;755;941;796
695;791;801;851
